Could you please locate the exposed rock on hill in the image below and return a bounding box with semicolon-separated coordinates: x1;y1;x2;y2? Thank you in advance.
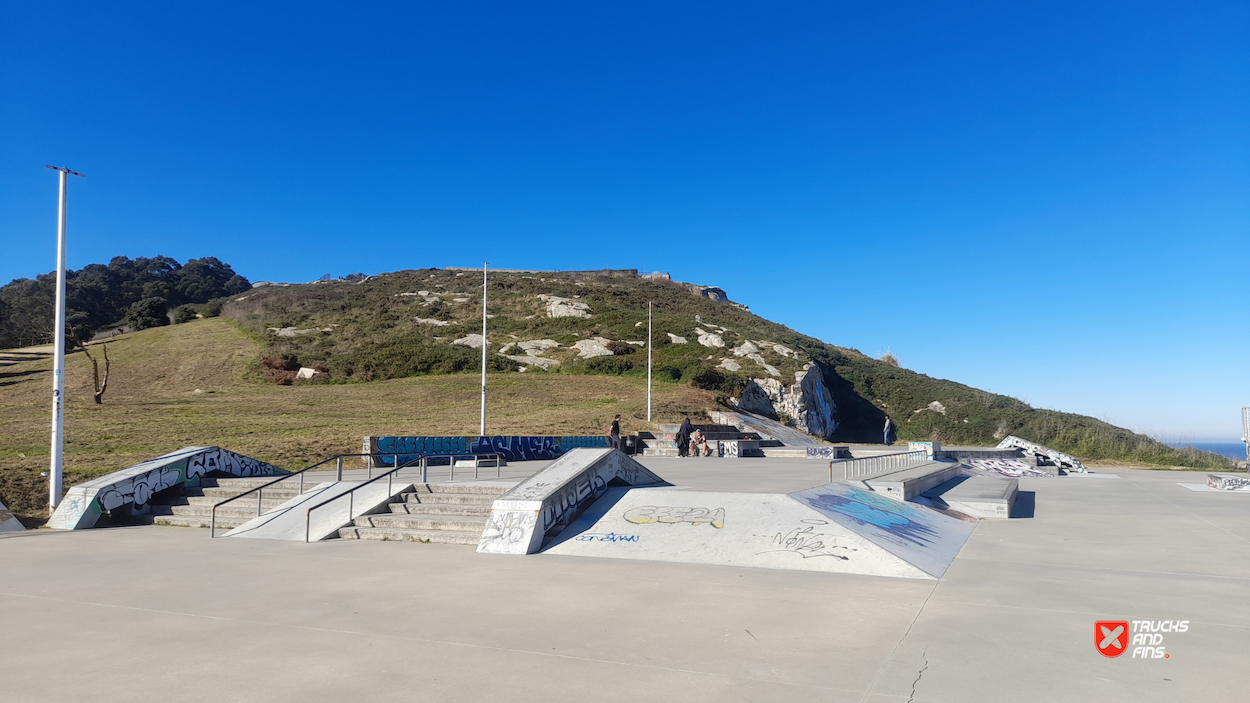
733;364;839;438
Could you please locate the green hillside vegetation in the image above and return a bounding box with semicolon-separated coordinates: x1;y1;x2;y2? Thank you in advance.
224;268;1228;470
0;255;249;348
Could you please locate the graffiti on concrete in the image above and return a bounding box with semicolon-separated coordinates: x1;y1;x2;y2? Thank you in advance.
471;436;560;461
477;449;665;554
623;505;725;528
799;487;938;548
47;447;284;530
996;436;1086;472
573;532;639;543
98;464;182;513
373;435;610;464
480;510;537;548
1207;474;1250;491
969;459;1052;478
805;446;850;459
757;521;853;560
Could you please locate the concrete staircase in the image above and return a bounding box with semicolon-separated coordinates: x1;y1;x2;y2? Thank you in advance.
639;423;761;457
337;483;509;544
150;477;302;529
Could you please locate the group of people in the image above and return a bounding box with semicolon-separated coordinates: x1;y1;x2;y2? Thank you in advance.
607;415;711;457
674;417;713;457
607;413;898;455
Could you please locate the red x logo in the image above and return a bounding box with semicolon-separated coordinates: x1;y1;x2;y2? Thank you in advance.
1096;621;1129;658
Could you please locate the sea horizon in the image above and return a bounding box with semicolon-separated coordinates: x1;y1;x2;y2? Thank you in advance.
1166;442;1247;461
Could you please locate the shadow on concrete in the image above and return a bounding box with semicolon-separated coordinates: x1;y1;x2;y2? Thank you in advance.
1011;491;1036;518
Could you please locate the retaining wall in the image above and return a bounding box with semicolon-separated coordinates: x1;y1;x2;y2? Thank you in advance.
367;435;611;464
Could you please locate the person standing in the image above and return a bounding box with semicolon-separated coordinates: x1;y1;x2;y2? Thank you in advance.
675;417;693;458
883;415;893;445
609;414;622;450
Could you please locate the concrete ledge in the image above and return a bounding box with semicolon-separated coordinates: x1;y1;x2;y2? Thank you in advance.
477;448;665;555
929;474;1018;519
864;461;962;502
1207;473;1250;491
940;446;1027;462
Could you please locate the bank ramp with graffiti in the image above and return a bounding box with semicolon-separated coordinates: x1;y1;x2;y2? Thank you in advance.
48;447;286;530
542;483;975;579
480;450;977;579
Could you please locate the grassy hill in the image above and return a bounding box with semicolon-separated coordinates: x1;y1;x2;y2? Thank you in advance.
0;317;714;518
0;267;1229;519
224;268;1229;469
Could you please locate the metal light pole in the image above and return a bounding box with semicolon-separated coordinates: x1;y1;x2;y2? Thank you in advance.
480;262;488;436
45;165;84;508
647;301;653;422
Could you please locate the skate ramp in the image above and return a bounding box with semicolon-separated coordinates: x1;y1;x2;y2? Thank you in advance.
544;482;977;579
476;448;665;554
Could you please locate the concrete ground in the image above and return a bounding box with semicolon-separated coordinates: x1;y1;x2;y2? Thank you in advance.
2;462;1248;702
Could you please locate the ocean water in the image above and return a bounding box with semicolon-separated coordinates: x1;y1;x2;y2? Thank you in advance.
1166;443;1247;461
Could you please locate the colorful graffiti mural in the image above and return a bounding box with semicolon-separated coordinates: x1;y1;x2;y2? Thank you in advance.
371;435;610;464
789;482;976;578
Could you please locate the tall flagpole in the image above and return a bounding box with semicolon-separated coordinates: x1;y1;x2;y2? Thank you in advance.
45;165;84;509
480;262;488;436
647;301;653;422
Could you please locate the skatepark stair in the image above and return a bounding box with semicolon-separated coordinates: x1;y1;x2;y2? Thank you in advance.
150;477;299;530
339;483;510;544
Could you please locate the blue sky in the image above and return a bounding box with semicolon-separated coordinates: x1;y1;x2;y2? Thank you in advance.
2;1;1247;440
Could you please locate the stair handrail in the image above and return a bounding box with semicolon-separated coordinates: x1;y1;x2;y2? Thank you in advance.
831;450;930;481
302;451;505;543
209;451;478;537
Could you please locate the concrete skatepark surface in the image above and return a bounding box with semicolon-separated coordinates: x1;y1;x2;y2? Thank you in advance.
3;461;1248;702
546;483;975;578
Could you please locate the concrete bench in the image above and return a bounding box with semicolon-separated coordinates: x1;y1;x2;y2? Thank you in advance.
930;474;1018;519
863;461;962;501
714;439;761;457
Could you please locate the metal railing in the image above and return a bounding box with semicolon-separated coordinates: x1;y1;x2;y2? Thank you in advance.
830;450;928;481
209;451;505;537
304;452;505;542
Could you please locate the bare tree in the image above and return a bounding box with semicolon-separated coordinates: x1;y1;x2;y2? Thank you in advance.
71;332;110;404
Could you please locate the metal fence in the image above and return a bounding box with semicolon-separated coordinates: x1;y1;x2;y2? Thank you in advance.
832;450;929;481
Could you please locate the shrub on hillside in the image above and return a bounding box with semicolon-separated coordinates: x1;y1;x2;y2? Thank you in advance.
586;356;636;375
687;365;729;391
173;306;197;324
261;354;301;371
605;341;636;355
655;365;682;381
203;299;225;317
125;297;169;331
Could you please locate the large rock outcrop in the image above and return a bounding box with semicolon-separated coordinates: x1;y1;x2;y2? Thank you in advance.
732;363;838;439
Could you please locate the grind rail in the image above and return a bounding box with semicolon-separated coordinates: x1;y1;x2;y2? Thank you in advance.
209;451;504;537
830;450;929;482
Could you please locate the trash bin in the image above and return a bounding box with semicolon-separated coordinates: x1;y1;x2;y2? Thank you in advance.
623;435;637;455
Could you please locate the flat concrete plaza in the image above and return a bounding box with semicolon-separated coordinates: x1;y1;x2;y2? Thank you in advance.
2;461;1248;702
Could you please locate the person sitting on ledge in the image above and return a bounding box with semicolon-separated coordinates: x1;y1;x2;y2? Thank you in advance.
689;429;712;457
